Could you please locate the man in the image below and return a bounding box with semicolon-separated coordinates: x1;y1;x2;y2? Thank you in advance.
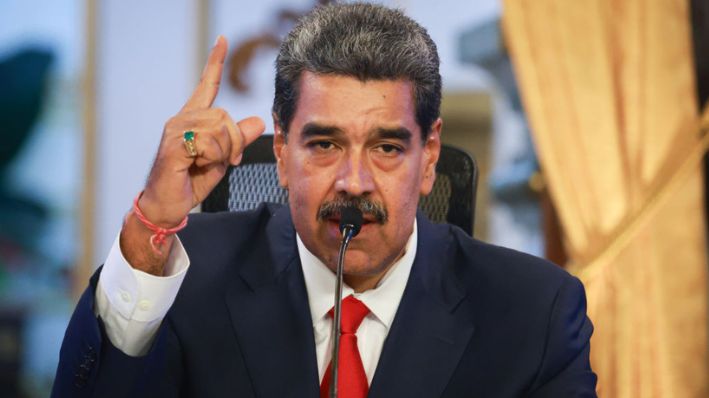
52;3;597;397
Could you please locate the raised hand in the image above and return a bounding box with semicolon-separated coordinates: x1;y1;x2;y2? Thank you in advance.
122;36;265;275
139;35;265;227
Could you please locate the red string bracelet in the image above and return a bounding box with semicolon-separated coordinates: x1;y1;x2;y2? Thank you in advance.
132;192;188;255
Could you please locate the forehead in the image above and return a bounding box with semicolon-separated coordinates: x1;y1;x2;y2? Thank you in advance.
290;72;421;140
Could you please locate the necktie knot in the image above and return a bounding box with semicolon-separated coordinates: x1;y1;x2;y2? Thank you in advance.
329;295;370;335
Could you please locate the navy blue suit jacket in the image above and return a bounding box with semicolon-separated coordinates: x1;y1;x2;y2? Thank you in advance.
52;204;597;397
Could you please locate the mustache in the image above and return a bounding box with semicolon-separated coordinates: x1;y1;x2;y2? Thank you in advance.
317;196;388;224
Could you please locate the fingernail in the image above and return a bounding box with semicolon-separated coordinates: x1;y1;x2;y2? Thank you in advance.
214;35;221;47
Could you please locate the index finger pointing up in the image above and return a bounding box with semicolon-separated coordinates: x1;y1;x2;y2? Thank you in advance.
182;35;227;112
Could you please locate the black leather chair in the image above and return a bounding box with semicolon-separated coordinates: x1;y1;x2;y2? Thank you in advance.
202;135;478;236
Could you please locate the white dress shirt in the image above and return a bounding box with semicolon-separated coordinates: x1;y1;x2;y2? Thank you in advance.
95;235;190;356
95;220;417;383
298;222;416;383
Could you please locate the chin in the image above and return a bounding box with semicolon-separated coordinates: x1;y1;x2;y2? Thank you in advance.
340;250;390;277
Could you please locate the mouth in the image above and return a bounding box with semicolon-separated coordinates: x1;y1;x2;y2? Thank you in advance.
325;216;376;238
327;215;376;226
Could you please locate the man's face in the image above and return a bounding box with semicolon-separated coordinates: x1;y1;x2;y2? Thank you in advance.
274;72;441;288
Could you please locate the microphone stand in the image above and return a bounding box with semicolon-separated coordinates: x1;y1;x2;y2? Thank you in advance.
329;208;362;398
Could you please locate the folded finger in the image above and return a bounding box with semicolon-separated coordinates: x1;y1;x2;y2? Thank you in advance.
192;133;228;167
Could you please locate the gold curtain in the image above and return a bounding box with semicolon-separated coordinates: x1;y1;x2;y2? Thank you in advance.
502;0;708;396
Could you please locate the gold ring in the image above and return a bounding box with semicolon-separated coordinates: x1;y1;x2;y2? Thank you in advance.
183;131;197;157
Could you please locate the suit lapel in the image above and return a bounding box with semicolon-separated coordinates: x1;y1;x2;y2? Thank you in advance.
222;207;475;397
224;206;320;398
369;216;475;398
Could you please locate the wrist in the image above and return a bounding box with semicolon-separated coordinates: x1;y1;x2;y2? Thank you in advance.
132;191;188;256
138;190;188;228
119;217;171;276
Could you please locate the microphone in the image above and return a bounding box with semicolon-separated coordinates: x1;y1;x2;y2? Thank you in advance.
329;206;363;398
339;206;363;239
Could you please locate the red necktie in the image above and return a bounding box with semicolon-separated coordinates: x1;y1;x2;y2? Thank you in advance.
320;295;370;398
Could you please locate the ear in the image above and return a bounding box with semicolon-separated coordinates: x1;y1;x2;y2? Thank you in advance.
272;114;288;189
419;118;442;196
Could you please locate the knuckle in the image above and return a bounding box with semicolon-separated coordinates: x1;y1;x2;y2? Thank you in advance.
165;115;181;128
207;140;224;161
217;125;230;142
213;107;227;119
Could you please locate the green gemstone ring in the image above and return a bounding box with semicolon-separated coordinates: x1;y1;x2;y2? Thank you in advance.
183;130;197;157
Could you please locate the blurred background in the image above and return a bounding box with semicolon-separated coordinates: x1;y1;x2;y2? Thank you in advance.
0;0;706;397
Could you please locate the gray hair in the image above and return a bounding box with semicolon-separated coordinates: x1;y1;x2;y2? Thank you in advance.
273;2;441;140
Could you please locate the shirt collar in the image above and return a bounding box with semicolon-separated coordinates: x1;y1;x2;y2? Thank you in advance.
298;220;417;330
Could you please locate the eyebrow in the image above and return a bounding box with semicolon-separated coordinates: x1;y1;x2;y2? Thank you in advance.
374;127;412;144
300;123;344;141
300;122;413;144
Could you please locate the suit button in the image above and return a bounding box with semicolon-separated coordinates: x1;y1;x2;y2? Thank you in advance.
84;350;95;358
74;372;87;388
84;345;96;361
74;344;96;388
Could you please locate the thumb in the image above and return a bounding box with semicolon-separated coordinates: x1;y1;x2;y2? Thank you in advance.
237;116;266;146
231;116;266;164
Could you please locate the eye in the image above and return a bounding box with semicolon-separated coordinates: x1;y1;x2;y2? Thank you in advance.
317;141;333;150
307;140;336;153
374;143;403;155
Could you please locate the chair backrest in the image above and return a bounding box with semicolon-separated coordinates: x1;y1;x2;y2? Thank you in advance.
202;135;478;236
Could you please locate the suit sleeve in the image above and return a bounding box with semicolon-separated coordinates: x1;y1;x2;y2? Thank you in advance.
50;268;184;398
527;276;598;398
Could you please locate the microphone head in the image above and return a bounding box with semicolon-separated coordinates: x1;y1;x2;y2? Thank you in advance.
339;206;363;238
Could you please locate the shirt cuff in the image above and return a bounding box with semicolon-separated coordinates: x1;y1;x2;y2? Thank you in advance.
99;232;190;323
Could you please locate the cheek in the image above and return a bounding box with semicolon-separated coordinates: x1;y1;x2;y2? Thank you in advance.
380;172;421;216
286;158;331;211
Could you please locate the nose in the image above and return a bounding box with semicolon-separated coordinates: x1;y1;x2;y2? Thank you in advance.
334;150;375;197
